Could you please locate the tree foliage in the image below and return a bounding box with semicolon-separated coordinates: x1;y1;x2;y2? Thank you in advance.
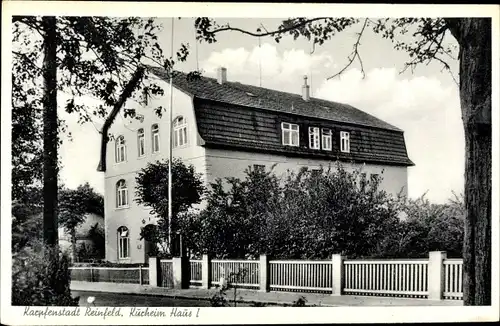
187;165;464;260
12;239;78;306
135;158;205;254
12;183;104;255
12;16;186;126
190;165;399;259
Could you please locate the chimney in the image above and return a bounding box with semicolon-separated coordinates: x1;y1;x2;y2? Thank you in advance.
302;75;310;101
217;67;227;84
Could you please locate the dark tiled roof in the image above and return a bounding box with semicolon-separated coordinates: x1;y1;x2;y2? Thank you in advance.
147;66;413;167
147;66;402;132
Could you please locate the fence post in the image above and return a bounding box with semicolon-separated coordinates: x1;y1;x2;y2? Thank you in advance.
149;257;160;287
201;254;212;289
139;265;143;285
172;257;190;289
259;254;269;292
332;254;345;296
428;251;447;300
90;266;94;282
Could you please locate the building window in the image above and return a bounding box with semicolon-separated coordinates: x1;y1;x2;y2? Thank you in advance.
340;131;350;153
117;226;130;259
137;128;145;157
173;116;188;148
322;128;332;151
282;122;299;147
116;179;128;208
253;164;265;172
115;135;126;163
151;124;160;153
309;127;320;150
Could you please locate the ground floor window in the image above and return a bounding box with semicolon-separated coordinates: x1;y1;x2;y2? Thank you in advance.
118;226;130;259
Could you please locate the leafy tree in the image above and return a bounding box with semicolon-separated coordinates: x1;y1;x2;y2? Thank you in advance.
12;239;78;306
12;16;188;247
192;16;492;305
135;159;205;255
59;182;104;262
193;166;281;258
195;164;400;260
375;193;465;259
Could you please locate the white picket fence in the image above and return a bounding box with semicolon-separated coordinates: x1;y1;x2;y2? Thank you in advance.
443;259;463;300
70;252;463;301
69;266;149;284
269;260;332;293
211;259;260;289
343;259;429;298
190;260;203;286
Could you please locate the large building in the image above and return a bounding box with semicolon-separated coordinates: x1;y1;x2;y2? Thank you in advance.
99;66;414;263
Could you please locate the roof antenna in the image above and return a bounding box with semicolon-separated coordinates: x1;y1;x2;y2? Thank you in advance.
194;21;199;71
310;42;315;97
257;23;268;88
257;27;262;87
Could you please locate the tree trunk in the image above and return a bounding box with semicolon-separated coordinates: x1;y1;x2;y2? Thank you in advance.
42;16;59;247
448;18;492;306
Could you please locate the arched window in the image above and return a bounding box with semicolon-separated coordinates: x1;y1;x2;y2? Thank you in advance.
115;135;126;163
137;128;145;157
117;226;130;259
173;116;188;148
151;124;160;153
116;179;128;208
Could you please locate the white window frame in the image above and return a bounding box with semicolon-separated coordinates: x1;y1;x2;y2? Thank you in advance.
321;128;332;151
137;128;145;157
116;179;128;208
309;127;320;150
115;136;126;163
173;116;188;148
340;131;350;153
281;122;299;147
151;124;160;154
117;226;130;259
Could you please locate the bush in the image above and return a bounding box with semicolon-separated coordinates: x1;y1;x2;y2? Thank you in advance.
12;240;79;306
192;164;401;259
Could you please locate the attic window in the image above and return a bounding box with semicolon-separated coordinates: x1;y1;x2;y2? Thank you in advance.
246;92;257;97
308;127;320;150
340;131;350;153
281;122;299;147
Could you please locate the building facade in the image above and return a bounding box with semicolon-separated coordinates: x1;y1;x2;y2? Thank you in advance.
100;67;414;263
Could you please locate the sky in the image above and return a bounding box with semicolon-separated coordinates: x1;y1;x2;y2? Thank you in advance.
58;17;464;204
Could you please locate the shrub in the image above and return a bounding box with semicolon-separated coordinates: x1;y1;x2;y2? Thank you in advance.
12;240;79;306
194;164;401;259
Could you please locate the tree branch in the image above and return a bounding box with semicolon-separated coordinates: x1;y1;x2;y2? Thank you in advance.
97;66;146;172
208;17;329;38
13;51;42;73
327;18;368;80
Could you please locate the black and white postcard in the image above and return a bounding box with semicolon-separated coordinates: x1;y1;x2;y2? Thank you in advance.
1;1;499;325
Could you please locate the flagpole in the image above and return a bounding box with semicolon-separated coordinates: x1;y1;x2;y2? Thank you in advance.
167;17;174;255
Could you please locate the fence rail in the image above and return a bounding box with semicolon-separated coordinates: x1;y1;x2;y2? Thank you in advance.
211;260;260;288
344;260;429;298
69;266;147;284
269;260;332;293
